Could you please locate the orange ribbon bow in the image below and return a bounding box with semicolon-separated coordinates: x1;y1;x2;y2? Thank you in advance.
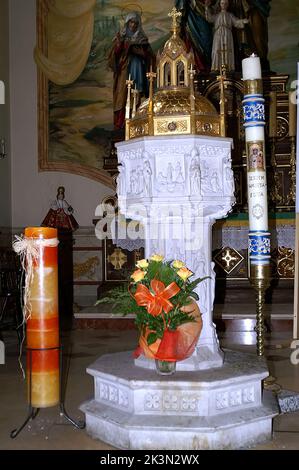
134;279;180;317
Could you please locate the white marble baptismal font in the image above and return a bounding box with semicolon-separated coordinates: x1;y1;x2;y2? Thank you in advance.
80;9;277;449
117;134;233;372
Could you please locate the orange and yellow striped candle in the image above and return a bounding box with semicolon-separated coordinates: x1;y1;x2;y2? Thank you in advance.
25;227;59;408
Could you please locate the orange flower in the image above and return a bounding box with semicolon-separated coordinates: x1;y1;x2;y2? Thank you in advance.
177;267;193;281
131;269;146;283
134;279;180;316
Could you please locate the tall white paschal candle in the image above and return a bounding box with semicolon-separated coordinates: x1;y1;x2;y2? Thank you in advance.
242;55;270;265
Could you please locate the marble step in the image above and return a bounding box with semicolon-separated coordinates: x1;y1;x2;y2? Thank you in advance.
80;349;278;449
81;391;278;450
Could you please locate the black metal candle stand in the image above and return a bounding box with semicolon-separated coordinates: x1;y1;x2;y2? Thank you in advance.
10;345;85;439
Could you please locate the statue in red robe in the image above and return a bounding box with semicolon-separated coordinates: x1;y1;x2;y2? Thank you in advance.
42;186;79;232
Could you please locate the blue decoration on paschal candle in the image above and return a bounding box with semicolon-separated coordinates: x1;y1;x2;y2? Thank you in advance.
248;231;271;262
242;97;265;128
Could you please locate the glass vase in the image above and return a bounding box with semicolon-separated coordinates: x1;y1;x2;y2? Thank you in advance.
155;359;176;376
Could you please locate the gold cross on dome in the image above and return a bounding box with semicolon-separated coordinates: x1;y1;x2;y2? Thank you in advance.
168;7;182;31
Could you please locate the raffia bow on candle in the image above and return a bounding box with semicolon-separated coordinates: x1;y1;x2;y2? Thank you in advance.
12;235;59;323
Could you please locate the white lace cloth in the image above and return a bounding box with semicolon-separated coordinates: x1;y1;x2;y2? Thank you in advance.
113;223;296;252
212;224;295;250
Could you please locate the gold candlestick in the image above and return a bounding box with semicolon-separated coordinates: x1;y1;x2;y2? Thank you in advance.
125;75;134;140
189;64;196;134
125;74;134;120
132;85;138;119
146;66;157;135
250;264;271;356
217;64;227;137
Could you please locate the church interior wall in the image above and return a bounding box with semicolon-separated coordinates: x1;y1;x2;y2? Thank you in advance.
9;0;113;231
0;0;11;246
7;0;114;303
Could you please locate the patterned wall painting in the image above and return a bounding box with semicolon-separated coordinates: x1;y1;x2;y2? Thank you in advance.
38;0;173;185
38;1;299;185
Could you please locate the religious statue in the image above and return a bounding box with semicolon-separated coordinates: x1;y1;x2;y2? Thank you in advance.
192;250;207;312
130;169;139;194
108;12;155;130
116;163;126;196
223;155;235;194
190;157;201;194
205;0;248;72
42;186;79;231
176;0;271;73
143;160;153;197
210;170;220;192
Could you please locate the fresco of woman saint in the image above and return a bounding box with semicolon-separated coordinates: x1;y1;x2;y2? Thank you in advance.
108;12;155;129
40;1;173;186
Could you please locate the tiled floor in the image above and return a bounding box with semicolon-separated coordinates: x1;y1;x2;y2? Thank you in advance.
1;326;299;450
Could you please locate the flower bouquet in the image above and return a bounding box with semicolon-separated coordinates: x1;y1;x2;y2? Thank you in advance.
96;254;208;375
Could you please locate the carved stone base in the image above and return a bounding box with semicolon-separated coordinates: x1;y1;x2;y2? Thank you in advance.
80;350;278;450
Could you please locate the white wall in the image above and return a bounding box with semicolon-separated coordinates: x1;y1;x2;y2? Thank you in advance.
9;0;113;229
0;0;11;228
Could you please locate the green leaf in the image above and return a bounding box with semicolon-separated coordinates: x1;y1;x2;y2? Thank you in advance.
147;332;158;346
188;291;199;301
188;276;210;291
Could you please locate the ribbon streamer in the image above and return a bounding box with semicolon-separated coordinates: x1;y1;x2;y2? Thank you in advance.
134;279;180;316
